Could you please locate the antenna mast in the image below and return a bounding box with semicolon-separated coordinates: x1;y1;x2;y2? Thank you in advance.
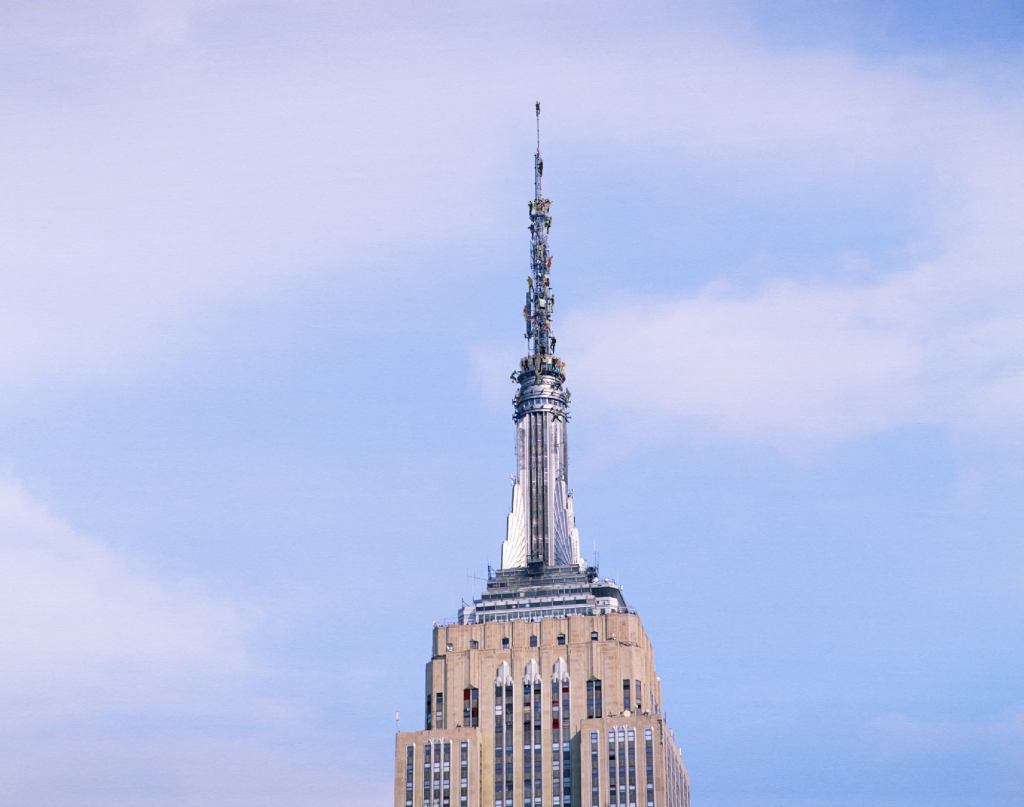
501;103;580;571
524;102;555;359
534;102;543;199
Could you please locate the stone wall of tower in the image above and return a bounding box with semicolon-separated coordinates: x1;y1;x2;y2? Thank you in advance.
393;613;690;807
578;715;690;807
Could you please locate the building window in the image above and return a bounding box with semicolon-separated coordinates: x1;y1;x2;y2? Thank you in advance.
423;742;432;805
603;727;638;807
635;680;642;711
607;730;617;806
425;693;433;729
591;630;599;641
435;692;445;729
464;687;480;727
460;741;469;806
557;633;566;645
590;730;600;807
470;639;480;649
502;637;510;649
404;744;414;807
523;678;542;804
623;679;631;713
530;634;538;647
586;678;603;719
553;675;572;806
495;680;514;805
627;729;636;805
443;740;452;805
644;727;654;807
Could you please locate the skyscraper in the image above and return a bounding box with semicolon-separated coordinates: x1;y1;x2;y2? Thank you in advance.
393;106;691;807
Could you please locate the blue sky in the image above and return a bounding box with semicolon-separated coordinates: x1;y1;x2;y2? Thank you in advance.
1;2;1022;805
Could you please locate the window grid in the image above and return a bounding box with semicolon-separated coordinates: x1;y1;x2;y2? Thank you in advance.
607;727;639;807
622;725;630;806
644;728;654;807
607;730;617;806
552;676;572;806
523;678;542;806
405;744;414;807
423;742;432;806
459;741;469;806
494;681;514;807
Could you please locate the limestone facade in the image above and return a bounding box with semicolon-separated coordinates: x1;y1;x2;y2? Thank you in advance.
394;613;689;807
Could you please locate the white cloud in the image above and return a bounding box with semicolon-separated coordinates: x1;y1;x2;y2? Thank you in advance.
0;3;526;390
565;261;1024;449
870;709;1024;754
7;3;1020;397
0;59;502;388
0;733;386;807
0;475;379;804
556;48;1024;449
0;476;251;725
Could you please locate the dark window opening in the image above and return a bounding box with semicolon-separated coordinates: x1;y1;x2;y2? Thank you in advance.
586;678;603;718
463;687;479;727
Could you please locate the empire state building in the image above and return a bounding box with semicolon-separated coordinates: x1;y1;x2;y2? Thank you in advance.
393;106;691;807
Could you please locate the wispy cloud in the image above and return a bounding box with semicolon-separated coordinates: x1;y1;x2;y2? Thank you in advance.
0;5;511;390
0;476;252;724
565;99;1024;448
10;3;1022;403
553;35;1024;449
870;709;1024;754
0;476;377;804
2;6;1022;803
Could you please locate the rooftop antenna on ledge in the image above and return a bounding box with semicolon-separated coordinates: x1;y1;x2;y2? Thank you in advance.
395;710;400;732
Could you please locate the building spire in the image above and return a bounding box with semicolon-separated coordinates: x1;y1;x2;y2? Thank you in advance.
501;104;581;572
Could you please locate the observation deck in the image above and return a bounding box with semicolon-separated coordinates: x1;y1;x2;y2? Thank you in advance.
457;564;630;625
